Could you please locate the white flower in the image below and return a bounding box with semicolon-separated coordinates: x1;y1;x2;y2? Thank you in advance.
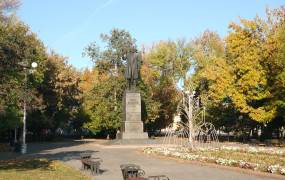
280;167;285;175
267;165;280;173
216;158;230;165
248;147;258;153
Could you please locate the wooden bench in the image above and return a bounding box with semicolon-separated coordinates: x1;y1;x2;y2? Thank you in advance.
80;152;92;159
147;175;170;180
81;158;102;175
127;177;148;180
120;164;145;180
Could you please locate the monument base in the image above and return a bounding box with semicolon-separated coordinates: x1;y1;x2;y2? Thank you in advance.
117;132;148;139
118;91;148;140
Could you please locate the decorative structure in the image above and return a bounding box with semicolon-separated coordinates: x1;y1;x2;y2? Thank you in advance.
117;53;148;139
162;90;219;149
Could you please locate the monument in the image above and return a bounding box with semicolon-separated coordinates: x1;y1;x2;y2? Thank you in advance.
117;53;148;139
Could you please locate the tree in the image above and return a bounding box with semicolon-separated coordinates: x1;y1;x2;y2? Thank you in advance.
261;6;285;138
0;0;20;20
190;8;285;139
190;30;232;104
143;40;191;129
82;29;137;136
188;30;238;133
226;17;276;123
0;17;47;136
29;53;82;136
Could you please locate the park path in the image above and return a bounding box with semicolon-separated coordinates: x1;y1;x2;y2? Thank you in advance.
0;140;282;180
60;141;280;180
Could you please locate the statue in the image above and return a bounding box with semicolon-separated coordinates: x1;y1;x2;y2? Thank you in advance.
125;53;141;90
118;52;148;140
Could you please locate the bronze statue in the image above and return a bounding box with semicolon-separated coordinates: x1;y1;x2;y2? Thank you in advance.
125;53;141;90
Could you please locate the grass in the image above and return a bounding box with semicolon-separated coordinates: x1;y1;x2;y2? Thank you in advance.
192;149;285;166
0;158;90;180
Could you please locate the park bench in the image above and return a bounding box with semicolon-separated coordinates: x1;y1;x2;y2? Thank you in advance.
81;158;102;175
120;164;169;180
147;175;170;180
80;152;92;159
80;152;102;175
127;178;148;180
120;164;145;180
126;175;170;180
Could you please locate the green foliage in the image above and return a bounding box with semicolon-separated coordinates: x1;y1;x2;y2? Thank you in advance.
190;7;285;137
189;31;231;128
30;53;82;133
142;40;191;129
82;29;136;133
82;30;192;133
0;16;47;133
1;1;285;140
0;5;83;137
265;7;285;120
0;106;21;133
83;76;124;132
226;17;276;123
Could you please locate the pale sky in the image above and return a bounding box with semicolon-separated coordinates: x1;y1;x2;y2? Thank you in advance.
18;0;284;69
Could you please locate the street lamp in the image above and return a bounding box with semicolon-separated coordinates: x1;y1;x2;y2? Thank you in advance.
31;62;38;68
21;61;38;154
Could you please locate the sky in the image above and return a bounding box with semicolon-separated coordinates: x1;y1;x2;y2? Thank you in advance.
17;0;284;69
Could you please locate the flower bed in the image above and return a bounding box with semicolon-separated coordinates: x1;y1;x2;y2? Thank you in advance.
143;146;285;176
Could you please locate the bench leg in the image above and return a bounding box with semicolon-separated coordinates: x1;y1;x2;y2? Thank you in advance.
90;164;100;175
90;165;94;175
96;165;100;174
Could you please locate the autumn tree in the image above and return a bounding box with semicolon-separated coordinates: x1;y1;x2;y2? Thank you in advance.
28;53;82;137
260;6;285;138
0;0;20;21
188;31;236;131
143;40;191;129
189;7;285;139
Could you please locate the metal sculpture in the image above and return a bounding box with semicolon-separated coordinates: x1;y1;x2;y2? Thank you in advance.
162;90;219;149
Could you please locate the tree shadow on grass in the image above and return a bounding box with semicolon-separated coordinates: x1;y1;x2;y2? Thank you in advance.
0;150;99;170
0;158;51;171
28;150;99;162
0;140;106;174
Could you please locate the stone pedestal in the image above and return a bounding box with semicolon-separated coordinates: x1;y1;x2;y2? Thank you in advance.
118;91;148;139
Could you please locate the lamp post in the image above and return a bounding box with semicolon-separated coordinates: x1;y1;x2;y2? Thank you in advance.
21;61;38;154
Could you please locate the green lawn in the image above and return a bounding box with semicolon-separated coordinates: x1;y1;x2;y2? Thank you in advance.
0;158;90;180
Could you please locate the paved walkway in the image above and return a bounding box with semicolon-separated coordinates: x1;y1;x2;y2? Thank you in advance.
0;140;282;180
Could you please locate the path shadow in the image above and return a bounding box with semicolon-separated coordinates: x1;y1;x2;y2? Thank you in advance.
26;150;99;162
0;140;98;160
